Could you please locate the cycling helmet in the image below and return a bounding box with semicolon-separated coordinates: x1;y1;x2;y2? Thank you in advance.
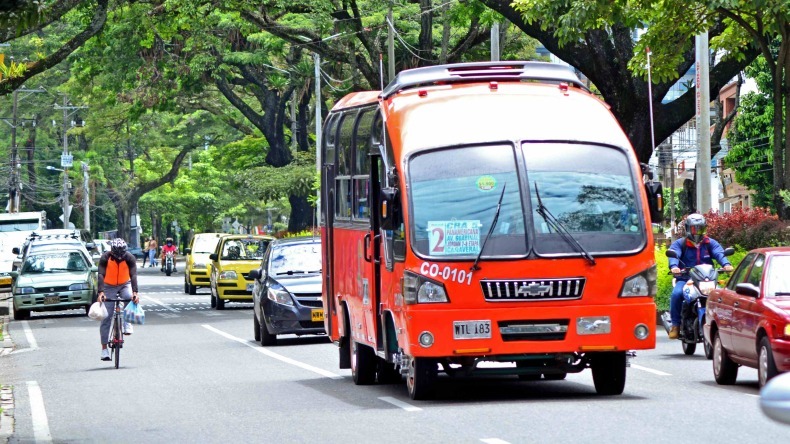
684;213;707;244
109;238;128;258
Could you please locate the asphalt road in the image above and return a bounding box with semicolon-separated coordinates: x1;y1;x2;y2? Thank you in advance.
0;266;787;443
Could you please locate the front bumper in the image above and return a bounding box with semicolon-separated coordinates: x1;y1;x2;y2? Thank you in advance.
0;274;12;293
771;337;790;373
217;279;254;300
401;301;656;357
262;299;326;336
188;268;211;287
14;290;93;312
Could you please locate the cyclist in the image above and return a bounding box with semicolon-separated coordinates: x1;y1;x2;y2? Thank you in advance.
161;237;178;272
97;238;140;361
667;213;733;339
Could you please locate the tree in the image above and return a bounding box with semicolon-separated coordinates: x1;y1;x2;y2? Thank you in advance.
480;0;759;164
0;0;110;95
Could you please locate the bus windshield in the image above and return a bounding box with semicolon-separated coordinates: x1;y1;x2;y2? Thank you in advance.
525;142;644;255
0;221;41;232
409;144;527;259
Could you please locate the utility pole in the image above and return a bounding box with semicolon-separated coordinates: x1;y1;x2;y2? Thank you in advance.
54;95;87;228
82;162;90;232
696;33;712;213
387;2;395;82
491;22;500;61
314;52;322;225
9;89;18;213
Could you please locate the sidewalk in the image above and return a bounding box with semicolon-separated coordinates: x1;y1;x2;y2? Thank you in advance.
0;299;15;443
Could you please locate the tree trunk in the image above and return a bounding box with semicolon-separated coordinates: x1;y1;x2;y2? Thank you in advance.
417;0;434;67
773;42;787;217
287;193;313;232
116;204;132;242
783;35;790;218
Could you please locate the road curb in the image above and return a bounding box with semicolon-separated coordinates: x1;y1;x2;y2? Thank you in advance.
0;301;14;442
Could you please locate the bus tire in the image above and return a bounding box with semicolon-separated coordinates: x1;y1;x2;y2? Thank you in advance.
351;339;376;385
407;357;436;400
590;352;626;396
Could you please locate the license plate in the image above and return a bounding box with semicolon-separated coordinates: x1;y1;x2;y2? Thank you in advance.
246;283;254;292
311;309;324;322
44;295;59;305
453;320;492;339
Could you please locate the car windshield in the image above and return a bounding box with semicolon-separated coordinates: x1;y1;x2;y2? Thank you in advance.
767;255;790;297
269;243;322;275
22;251;88;273
193;236;220;254
221;238;270;260
524;142;644;255
409;144;527;259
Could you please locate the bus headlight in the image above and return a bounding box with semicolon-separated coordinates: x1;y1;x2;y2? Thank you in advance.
404;271;449;304
620;265;657;297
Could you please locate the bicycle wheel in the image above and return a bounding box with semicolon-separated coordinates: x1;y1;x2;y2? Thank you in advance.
114;313;122;369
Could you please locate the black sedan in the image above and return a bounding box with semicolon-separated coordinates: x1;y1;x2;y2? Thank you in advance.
250;236;324;346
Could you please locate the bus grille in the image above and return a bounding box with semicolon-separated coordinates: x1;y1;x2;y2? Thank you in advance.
481;278;585;301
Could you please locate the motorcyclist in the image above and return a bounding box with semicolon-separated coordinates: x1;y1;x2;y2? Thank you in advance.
161;237;178;273
667;213;733;339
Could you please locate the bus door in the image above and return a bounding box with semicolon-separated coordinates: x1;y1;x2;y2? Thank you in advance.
321;114;339;342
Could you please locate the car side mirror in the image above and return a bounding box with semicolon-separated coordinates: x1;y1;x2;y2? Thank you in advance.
91;266;98;272
209;253;218;261
11;247;19;255
248;269;260;280
86;242;96;250
761;372;790;425
665;249;678;259
723;247;735;256
184;248;191;254
10;271;18;279
735;283;760;298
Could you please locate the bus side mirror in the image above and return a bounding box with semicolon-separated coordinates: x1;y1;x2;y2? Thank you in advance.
380;187;398;230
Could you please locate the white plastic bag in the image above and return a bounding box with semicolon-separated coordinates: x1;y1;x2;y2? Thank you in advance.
88;301;108;321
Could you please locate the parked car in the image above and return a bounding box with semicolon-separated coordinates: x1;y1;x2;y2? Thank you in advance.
209;234;273;309
705;247;790;387
11;245;98;319
13;229;96;271
250;236;324;345
184;232;222;295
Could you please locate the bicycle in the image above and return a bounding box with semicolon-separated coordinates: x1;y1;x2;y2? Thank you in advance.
106;298;127;369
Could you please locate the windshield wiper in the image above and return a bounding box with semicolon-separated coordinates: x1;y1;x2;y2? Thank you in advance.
534;181;596;266
471;183;506;272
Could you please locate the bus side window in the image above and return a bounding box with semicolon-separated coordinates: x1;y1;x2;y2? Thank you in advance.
353;109;375;220
336;113;355;219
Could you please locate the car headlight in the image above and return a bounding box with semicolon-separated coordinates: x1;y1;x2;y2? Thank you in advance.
620;265;657;297
68;283;90;291
404;271;449;304
192;262;207;270
267;287;293;306
14;287;35;294
698;281;716;295
219;270;237;280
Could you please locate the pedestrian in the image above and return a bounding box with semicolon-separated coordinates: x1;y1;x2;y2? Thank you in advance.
147;237;158;268
97;238;139;361
141;237;150;268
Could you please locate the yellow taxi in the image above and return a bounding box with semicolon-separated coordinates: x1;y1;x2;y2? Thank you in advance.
184;232;223;295
209;234;273;309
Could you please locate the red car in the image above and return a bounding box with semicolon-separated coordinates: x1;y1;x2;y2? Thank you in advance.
705;247;790;387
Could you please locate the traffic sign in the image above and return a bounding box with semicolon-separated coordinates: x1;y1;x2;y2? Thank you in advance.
61;154;73;168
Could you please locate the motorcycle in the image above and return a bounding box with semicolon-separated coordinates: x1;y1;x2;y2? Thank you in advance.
661;247;734;358
164;252;175;276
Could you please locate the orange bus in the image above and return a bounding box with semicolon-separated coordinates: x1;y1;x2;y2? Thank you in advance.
320;62;658;400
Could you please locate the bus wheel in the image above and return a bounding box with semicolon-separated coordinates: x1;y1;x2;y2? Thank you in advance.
351;339;376;385
590;352;626;396
407;357;436;400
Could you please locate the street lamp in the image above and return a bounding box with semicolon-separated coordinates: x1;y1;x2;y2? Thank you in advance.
46;165;64;172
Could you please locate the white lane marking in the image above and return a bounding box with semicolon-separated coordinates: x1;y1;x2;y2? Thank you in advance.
27;381;52;443
378;396;422;412
631;364;671;376
481;439;511;444
22;320;39;350
745;393;760;398
202;324;342;379
142;295;179;312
